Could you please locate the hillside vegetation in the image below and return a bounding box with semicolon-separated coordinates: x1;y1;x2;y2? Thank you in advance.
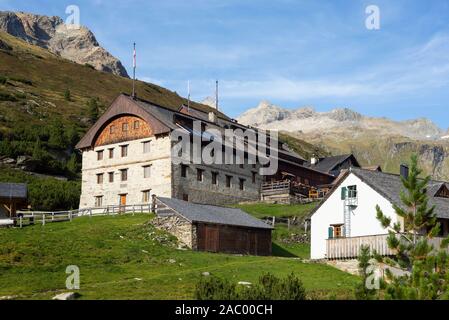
0;214;358;299
0;31;225;178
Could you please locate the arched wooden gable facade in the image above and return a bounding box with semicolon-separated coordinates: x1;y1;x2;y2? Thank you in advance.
76;94;173;150
94;115;152;147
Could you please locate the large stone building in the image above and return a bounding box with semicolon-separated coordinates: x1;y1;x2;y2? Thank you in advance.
76;94;266;208
76;93;346;208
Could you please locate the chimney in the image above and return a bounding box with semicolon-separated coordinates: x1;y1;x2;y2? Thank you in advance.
400;164;409;179
310;155;318;165
208;111;217;123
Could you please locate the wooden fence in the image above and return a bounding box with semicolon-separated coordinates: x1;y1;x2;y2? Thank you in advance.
326;234;448;260
14;204;153;228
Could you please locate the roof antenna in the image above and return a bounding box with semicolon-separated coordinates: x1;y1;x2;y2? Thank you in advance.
215;80;219;111
187;80;190;112
132;42;137;99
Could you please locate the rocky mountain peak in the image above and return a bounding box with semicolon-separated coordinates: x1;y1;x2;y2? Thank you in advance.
0;11;129;77
328;108;362;122
201;96;217;108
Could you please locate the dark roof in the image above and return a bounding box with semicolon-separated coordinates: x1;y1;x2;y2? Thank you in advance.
157;197;273;230
351;168;449;219
76;95;310;167
311;168;449;219
0;183;27;199
305;154;358;174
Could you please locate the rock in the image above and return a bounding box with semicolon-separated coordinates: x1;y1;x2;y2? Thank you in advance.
16;155;29;165
52;292;77;300
134;278;142;281
141;250;149;254
0;11;128;77
238;281;252;286
168;259;176;264
1;158;15;164
201;272;210;277
0;295;17;300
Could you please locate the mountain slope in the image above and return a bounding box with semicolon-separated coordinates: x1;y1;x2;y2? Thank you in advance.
238;101;449;180
0;30;226;177
0;11;128;77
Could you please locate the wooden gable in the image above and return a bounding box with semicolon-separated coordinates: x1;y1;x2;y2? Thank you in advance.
435;184;449;198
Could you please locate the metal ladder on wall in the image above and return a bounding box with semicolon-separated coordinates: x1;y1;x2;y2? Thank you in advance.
343;203;351;237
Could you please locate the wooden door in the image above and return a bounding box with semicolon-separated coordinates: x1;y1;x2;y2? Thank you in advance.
205;226;219;252
119;194;127;212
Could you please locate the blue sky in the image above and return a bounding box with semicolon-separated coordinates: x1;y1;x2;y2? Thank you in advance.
2;0;449;128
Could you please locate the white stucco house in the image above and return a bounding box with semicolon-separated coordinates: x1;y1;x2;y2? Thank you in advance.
311;167;449;260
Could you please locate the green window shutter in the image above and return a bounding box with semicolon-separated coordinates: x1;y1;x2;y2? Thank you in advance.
341;187;347;200
328;227;334;239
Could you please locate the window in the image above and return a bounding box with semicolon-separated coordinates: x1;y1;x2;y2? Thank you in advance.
181;164;188;178
121;145;128;157
96;173;104;184
143;141;151;153
252;171;257;184
108;148;114;159
226;175;232;188
134;120;140;130
120;169;128;182
212;171;218;185
334;226;343;238
239;164;244;169
95;196;103;207
122;122;128;132
142;190;151;203
97;150;104;161
108;172;114;183
239;178;245;190
348;185;357;198
197;168;204;182
143;165;151;178
183;194;189;201
110;125;115;134
328;225;344;239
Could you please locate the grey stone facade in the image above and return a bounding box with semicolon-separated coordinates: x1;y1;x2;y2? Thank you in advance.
152;215;197;249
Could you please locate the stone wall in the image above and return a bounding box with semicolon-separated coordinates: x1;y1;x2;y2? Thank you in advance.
171;161;262;205
152;214;196;249
79;134;172;208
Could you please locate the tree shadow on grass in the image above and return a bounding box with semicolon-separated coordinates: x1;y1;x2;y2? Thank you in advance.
271;243;298;258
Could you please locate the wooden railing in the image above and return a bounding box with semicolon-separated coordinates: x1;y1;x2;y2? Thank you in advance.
261;181;291;192
14;204;153;228
326;234;448;260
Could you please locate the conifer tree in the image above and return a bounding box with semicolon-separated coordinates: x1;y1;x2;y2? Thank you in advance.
374;154;449;299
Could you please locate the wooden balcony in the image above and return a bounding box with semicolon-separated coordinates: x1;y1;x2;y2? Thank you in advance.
326;234;448;260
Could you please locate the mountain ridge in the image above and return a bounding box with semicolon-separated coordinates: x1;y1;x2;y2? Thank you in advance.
238;100;445;141
237;101;449;180
0;11;129;77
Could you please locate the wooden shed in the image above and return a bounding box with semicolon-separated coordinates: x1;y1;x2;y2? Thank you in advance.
154;197;273;256
0;183;28;219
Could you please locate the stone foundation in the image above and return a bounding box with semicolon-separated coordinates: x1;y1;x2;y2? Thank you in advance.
152;215;197;249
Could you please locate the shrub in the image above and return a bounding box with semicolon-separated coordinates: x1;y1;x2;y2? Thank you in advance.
0;75;7;85
195;273;306;300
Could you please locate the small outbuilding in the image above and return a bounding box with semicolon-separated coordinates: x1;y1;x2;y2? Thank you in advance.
153;197;273;256
0;183;28;220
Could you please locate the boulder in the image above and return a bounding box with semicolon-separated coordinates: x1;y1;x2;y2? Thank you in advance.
52;292;77;300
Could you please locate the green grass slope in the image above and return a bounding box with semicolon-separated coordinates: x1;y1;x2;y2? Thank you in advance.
0;214;358;300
